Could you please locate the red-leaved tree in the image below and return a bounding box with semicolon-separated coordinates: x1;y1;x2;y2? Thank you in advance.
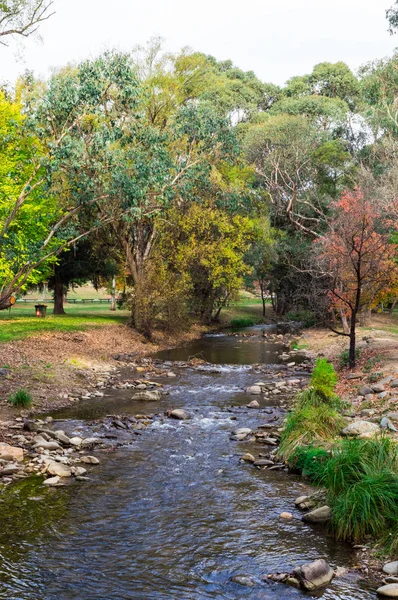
317;188;398;368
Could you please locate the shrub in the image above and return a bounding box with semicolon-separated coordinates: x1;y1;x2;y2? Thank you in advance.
310;358;337;399
279;403;344;459
8;389;32;409
289;445;329;481
230;317;255;328
285;309;316;328
315;437;398;542
339;348;360;368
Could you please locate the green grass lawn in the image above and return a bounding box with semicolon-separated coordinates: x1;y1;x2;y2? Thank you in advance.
0;302;130;343
220;294;271;328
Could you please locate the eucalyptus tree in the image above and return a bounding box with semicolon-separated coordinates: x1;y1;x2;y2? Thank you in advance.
0;0;54;45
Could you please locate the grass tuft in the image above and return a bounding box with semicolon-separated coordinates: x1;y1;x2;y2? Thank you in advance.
9;389;32;409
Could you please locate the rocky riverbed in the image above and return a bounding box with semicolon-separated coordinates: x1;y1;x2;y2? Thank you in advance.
0;328;388;599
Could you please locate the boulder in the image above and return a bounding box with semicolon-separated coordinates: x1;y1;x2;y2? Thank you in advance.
169;409;190;420
295;495;317;510
69;437;83;447
234;428;252;436
247;400;260;409
0;443;24;462
230;575;256;587
80;456;100;465
293;559;334;591
241;453;256;463
246;386;262;395
302;506;331;524
1;464;23;475
341;421;380;437
46;461;72;477
377;584;398;597
381;417;398;432
371;383;385;393
53;431;71;445
390;380;398;388
131;390;161;401
253;459;274;467
387;412;398;422
43;476;61;486
384;562;398;576
359;385;373;396
33;440;62;451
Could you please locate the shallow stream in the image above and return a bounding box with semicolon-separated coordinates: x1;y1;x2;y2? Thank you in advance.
0;329;377;599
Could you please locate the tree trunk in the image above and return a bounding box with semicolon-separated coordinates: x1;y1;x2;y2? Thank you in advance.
390;299;397;315
349;309;357;369
260;280;267;317
340;309;349;334
53;277;66;315
110;276;116;311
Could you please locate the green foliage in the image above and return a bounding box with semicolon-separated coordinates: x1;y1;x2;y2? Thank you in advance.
315;438;398;542
230;317;255;328
285;310;316;328
339;348;361;368
279;401;344;459
310;358;338;399
9;389;32;408
363;355;382;373
289;444;329;481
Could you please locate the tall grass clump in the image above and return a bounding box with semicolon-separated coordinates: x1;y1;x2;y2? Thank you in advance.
310;358;337;399
316;437;398;543
288;445;329;481
279;402;344;459
8;389;32;409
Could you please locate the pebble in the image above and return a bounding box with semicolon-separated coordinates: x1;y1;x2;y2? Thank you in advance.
280;512;293;519
80;456;100;465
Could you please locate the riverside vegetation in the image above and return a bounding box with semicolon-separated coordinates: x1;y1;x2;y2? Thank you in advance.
279;358;398;562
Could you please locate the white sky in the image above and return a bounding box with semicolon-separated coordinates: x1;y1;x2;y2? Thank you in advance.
1;0;397;87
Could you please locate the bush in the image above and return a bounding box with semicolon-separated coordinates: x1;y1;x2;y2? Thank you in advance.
339;348;360;368
285;309;316;328
315;438;398;542
279;403;344;459
289;445;329;481
230;317;255;328
310;358;337;399
9;389;32;409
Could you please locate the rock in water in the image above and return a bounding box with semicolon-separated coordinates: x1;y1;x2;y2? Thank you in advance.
169;409;190;420
302;506;331;524
230;575;256;587
377;584;398;597
293;559;334;591
384;562;398;576
341;421;380;436
43;476;61;486
80;456;100;465
247;400;260;409
131;390;161;401
0;443;24;462
246;386;262;395
241;453;256;463
46;461;72;477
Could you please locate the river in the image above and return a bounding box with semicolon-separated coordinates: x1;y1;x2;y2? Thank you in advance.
0;329;376;599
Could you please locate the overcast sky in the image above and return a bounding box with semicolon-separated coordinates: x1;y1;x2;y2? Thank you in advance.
2;0;397;86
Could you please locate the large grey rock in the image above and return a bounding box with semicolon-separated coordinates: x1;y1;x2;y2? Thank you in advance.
80;456;100;465
247;400;260;409
359;385;373;396
230;575;256;587
387;412;398;422
390;380;398;388
0;443;24;462
377;584;398;597
302;506;331;524
54;431;71;445
371;383;385;393
293;559;334;591
43;476;61;486
169;409;190;420
381;417;398;432
253;459;274;467
341;421;380;436
384;562;398;576
33;440;61;451
131;390;161;401
46;461;72;477
241;453;256;463
246;386;262;395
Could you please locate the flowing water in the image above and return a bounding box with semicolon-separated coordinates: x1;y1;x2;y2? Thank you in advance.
0;330;377;599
